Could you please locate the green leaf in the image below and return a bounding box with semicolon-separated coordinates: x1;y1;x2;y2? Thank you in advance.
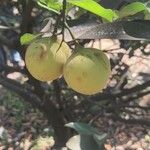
20;33;40;45
37;0;117;21
65;122;99;135
67;0;117;21
123;20;150;39
65;122;107;150
37;0;62;14
119;2;147;18
93;133;107;148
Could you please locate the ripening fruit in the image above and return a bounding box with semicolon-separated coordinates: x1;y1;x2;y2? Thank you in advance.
25;37;71;81
63;47;111;95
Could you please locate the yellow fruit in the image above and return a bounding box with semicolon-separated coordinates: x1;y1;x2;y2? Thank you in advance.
25;37;71;81
63;47;111;95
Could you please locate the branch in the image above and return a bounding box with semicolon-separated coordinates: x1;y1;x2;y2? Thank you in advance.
20;0;34;35
111;115;150;127
90;113;150;127
0;64;25;74
122;90;150;103
64;20;150;42
0;34;14;48
0;74;42;109
106;104;150;111
0;25;19;30
93;80;150;101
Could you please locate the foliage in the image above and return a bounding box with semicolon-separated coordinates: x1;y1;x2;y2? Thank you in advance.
119;2;149;18
65;122;107;150
37;0;117;21
123;20;150;39
20;33;41;45
38;0;62;14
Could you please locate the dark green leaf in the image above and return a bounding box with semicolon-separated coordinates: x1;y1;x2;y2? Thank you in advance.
93;133;107;148
65;122;99;135
65;20;146;41
123;20;150;39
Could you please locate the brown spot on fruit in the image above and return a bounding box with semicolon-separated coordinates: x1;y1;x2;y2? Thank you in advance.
82;72;87;78
76;76;82;82
39;44;47;59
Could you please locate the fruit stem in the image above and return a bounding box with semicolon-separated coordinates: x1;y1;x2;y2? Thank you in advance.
40;44;47;52
75;43;83;51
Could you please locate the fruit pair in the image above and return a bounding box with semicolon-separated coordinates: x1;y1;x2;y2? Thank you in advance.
25;37;111;95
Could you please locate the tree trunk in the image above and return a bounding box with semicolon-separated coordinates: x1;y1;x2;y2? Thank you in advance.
42;100;71;147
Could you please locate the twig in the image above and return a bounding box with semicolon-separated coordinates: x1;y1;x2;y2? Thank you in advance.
62;0;66;38
0;25;19;30
56;0;67;52
90;113;150;127
65;22;77;42
109;104;150;111
89;111;103;124
53;15;62;35
122;90;150;103
111;115;150;127
0;64;25;74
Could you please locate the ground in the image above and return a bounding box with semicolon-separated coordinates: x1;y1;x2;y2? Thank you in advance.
0;39;150;150
0;87;150;150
